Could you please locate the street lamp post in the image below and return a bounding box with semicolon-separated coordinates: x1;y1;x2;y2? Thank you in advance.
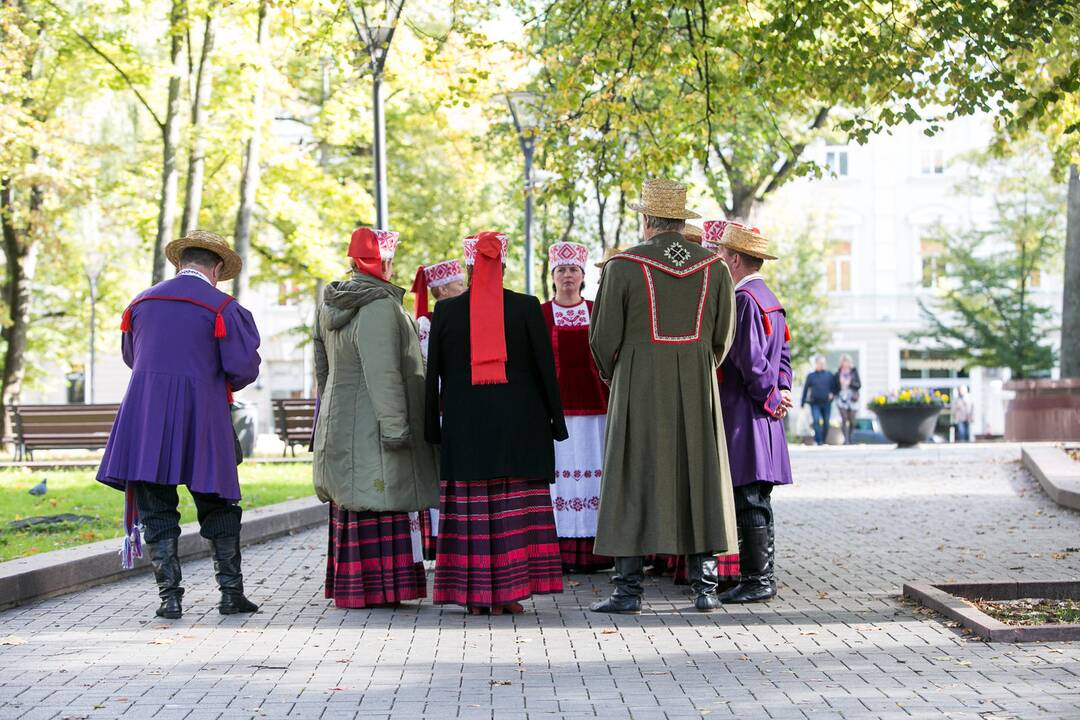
345;1;404;230
505;92;540;295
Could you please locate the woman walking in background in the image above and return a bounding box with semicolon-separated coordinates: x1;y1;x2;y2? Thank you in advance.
834;354;862;445
313;228;439;609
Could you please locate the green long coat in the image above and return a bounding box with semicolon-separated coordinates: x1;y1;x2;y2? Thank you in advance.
313;272;439;513
589;231;738;556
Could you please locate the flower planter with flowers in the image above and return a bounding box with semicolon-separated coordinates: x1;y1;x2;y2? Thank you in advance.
869;389;948;448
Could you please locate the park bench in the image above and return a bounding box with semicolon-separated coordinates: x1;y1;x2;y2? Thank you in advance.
8;404;120;461
272;398;317;457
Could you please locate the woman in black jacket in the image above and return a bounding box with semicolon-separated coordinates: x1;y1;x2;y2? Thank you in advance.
424;232;568;615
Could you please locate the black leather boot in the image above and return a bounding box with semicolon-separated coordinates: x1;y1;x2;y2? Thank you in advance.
208;536;259;614
148;538;183;619
590;556;644;614
688;553;721;612
719;526;775;603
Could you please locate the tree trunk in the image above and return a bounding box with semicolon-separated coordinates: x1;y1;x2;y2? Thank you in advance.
613;187;626;248
729;187;756;221
0;177;39;445
1062;164;1080;378
152;0;186;284
232;0;269;301
181;9;216;238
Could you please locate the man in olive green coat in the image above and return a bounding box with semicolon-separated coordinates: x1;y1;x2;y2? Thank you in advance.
589;179;738;614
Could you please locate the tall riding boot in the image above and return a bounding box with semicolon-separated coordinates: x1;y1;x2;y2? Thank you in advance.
719;527;776;603
687;553;721;612
148;538;183;619
590;556;644;614
207;536;259;615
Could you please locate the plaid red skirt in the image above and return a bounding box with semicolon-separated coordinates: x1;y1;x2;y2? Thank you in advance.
419;509;437;561
559;537;613;573
434;477;563;607
325;503;426;608
649;553;740;585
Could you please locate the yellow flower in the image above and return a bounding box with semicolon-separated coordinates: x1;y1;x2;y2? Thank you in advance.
899;390;912;401
942;394;950;404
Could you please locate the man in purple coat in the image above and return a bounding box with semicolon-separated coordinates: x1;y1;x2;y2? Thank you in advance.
705;221;793;604
97;231;262;619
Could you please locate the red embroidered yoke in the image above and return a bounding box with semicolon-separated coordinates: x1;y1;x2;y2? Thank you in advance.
541;300;609;416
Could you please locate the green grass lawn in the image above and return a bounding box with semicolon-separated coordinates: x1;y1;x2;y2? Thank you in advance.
0;463;314;562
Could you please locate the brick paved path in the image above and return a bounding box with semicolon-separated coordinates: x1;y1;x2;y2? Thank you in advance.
2;445;1079;719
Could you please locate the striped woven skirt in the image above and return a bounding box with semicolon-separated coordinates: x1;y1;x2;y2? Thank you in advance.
433;477;563;607
325;503;427;608
649;553;741;585
559;538;613;573
419;508;438;561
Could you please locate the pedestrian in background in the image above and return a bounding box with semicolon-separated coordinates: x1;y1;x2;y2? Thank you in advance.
834;354;861;445
953;386;974;442
801;355;836;445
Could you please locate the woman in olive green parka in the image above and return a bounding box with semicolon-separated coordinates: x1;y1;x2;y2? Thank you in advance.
313;228;439;608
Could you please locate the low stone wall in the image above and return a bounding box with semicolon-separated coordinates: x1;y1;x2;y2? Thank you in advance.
1005;379;1080;441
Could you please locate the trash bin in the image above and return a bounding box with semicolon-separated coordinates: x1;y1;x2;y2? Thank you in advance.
231;400;258;459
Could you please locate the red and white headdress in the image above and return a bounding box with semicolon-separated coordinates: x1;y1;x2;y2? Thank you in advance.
423;259;464;288
349;227;400;278
463;232;508;265
702;220;760;252
411;259;465;319
548;242;589;271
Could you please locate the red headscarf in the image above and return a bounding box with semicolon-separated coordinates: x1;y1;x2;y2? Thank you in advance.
469;232;507;385
410;265;429;319
348;228;385;280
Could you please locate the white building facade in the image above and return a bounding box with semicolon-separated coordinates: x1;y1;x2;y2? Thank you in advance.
760;115;1063;437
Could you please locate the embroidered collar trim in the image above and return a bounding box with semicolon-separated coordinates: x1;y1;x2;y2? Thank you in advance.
735;272;764;291
177;268;213;285
612;250;722;278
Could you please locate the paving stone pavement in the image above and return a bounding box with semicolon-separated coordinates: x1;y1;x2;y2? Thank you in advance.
2;444;1080;720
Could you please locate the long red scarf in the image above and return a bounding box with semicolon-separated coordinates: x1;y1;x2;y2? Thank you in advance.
410;265;429;319
469;233;507;385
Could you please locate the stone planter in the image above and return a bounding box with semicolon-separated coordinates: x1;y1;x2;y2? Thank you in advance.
1004;378;1080;441
870;405;943;448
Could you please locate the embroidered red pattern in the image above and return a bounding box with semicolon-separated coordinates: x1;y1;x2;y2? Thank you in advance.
640;264;711;344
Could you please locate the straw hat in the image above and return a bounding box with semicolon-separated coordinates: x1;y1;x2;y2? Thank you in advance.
683;223;703;243
628;179;700;220
595;246;624;269
165;230;243;281
713;222;777;260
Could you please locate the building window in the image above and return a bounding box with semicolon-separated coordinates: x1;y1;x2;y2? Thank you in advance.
900;349;968;380
920;237;945;288
825;148;849;177
920;149;945;175
826;240;852;292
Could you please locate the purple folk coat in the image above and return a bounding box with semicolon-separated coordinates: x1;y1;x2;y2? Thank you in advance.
96;275;261;500
718;277;793;488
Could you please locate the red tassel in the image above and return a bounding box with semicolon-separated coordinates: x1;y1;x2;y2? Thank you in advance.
761;311;773;336
784;324;792;342
120;307;133;332
214;313;226;338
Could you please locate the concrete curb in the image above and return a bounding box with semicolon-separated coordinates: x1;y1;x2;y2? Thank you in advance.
903;580;1080;642
1021;445;1080;511
0;495;326;611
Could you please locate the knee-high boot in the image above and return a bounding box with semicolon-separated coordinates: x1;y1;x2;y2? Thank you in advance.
148;538;183;619
590;556;644;614
718;526;776;603
207;536;259;615
687;553;721;612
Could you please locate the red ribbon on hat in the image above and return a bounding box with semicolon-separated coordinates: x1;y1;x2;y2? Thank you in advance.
410;265;429;319
348;227;385;280
469;232;508;385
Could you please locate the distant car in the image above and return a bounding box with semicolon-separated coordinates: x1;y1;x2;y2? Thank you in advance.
851;417;890;445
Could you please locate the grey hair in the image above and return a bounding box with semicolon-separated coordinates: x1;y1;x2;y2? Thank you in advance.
644;215;685;233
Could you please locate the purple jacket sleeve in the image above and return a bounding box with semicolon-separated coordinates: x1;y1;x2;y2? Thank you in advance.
121;329;134;369
219;303;262;391
730;295;782;416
